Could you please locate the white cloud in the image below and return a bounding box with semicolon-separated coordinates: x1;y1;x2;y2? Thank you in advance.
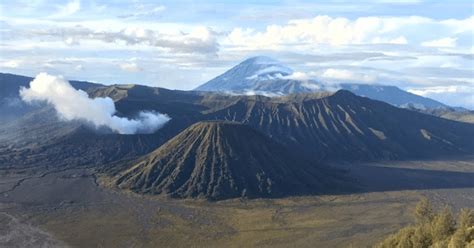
119;62;141;72
408;86;458;96
0;60;20;68
64;37;79;46
422;37;457;48
283;68;380;86
235;90;284;97
383;36;408;44
284;71;311;80
74;64;83;71
408;86;474;109
321;68;377;83
28;25;218;54
51;0;81;18
20;73;171;134
119;4;166;19
283;71;323;81
225;15;472;50
149;5;166;13
441;16;474;34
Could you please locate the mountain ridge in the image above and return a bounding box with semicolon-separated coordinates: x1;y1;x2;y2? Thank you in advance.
205;89;474;161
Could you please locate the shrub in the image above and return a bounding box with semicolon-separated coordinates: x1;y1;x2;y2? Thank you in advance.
376;199;473;248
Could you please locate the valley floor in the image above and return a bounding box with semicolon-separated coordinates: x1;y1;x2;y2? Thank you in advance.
0;157;473;247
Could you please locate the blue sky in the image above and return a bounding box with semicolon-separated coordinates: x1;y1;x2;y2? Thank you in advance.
0;0;473;108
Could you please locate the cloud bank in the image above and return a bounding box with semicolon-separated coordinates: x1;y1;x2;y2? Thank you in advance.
408;86;474;110
30;25;218;54
226;15;473;49
20;73;170;134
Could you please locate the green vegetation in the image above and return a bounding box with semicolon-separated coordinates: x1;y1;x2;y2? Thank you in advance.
376;198;474;248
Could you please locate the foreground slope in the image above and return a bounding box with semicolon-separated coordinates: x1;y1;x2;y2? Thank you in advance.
114;121;338;200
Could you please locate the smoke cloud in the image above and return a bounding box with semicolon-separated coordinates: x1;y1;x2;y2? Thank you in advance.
20;73;170;134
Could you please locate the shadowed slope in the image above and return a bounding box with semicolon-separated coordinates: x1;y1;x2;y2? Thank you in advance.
115;121;336;200
206;90;474;161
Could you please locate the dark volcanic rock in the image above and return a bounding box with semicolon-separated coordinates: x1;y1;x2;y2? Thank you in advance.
206;90;474;161
115;121;330;200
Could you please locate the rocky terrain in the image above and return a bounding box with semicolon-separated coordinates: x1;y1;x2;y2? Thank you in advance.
113;121;349;200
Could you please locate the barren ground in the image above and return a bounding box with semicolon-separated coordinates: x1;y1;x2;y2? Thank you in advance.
1;157;473;247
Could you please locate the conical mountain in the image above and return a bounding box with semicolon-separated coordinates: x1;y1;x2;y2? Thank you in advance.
115;121;335;200
195;56;294;92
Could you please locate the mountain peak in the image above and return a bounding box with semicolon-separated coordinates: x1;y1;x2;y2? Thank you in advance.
241;56;293;80
195;56;294;92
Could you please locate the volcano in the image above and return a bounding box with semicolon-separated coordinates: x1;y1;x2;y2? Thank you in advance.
114;121;337;200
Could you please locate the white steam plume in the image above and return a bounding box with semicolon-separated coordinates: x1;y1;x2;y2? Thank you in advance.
20;73;170;134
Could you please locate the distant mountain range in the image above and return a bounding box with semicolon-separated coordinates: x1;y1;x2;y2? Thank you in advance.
195;56;448;109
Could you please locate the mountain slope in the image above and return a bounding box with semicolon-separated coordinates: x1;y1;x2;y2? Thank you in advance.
114;121;337;200
205;90;474;161
340;84;446;109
